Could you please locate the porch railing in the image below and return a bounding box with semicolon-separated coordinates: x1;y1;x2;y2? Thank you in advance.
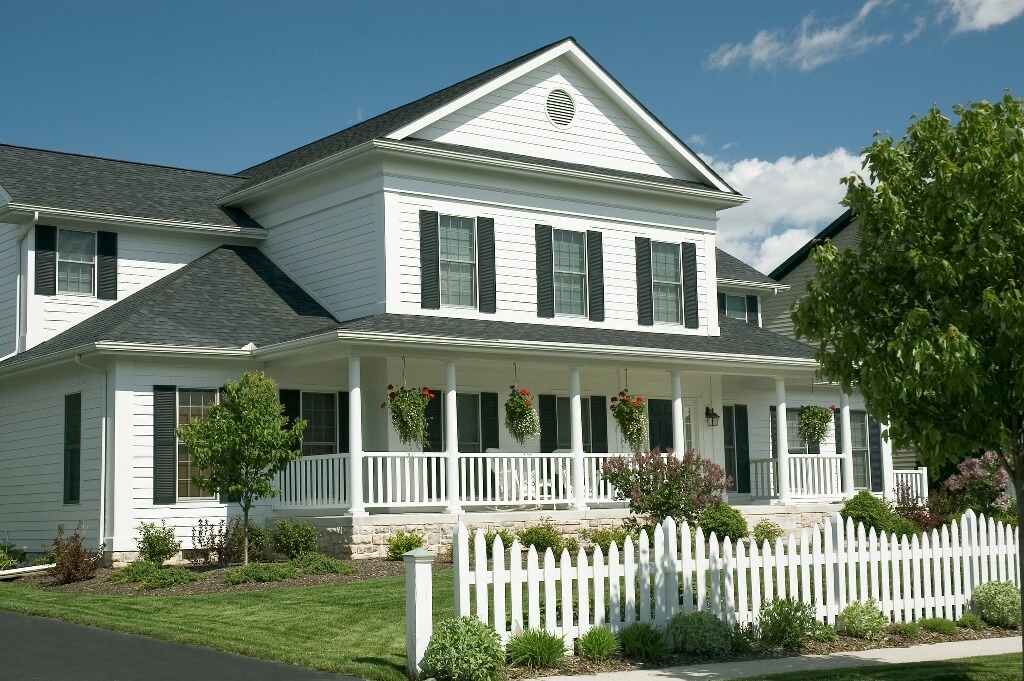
276;452;350;508
750;458;778;500
894;466;929;502
458;453;576;506
366;453;448;508
788;455;845;499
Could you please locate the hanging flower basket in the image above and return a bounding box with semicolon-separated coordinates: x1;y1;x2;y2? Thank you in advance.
610;388;649;452
381;384;435;448
504;385;540;446
797;405;835;445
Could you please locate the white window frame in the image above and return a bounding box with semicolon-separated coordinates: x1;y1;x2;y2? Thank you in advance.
722;293;750;323
438;214;478;309
651;241;683;324
175;388;219;502
56;228;96;296
551;229;588;317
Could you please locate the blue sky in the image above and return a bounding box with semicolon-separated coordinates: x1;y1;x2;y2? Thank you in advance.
2;0;1022;272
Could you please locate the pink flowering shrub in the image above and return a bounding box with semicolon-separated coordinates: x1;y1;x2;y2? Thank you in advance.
943;451;1013;518
602;448;731;528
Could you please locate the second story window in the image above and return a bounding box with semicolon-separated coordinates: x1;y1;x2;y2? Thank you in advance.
553;229;587;316
57;229;96;295
439;215;476;307
651;242;682;323
718;293;760;326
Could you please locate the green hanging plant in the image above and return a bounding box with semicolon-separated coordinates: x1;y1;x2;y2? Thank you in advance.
380;384;436;448
504;385;540;446
610;388;649;452
797;405;835;445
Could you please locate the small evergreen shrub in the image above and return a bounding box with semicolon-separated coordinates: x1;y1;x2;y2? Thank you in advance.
505;629;565;669
667;611;732;657
224;562;299;584
51;522;104;584
889;517;921;540
809;621;838;643
837;599;888;640
752;519;784;547
958;613;985;630
888;622;921;638
581;526;631;553
728;623;758;652
289;552;355;575
758;598;816;650
107;560;160;584
618;622;670;662
139;565;201;590
699;504;748;543
970;581;1021;628
516;519;568;554
269;518;319;559
421;616;504;681
575;626;620;661
919;617;956;635
387;530;425;560
841;491;896;535
135;521;181;565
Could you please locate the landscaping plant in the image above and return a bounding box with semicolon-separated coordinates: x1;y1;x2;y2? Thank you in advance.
575;626;620;661
381;384;435;448
752;519;784;547
505;629;565;669
809;621;838;643
135;520;181;565
698;504;748;543
137;566;201;590
888;622;921;639
609;388;649;452
796;405;834;446
386;530;424;560
942;451;1015;523
919;617;957;635
224;562;299;585
289;552;354;575
50;522;104;584
580;526;631;553
970;581;1022;629
504;385;540;446
618;622;670;662
516;519;572;554
958;613;985;630
757;598;816;650
667;611;732;657
108;560;161;584
894;483;946;532
269;518;319;559
837;599;888;640
421;616;504;681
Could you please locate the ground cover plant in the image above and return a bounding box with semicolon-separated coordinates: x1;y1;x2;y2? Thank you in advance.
618;622;670;662
288;553;354;575
837;599;888;640
971;581;1022;628
667;610;732;657
919;617;957;635
421;616;503;681
758;598;816;650
959;613;985;630
574;626;619;661
224;562;299;585
887;621;921;639
505;628;565;669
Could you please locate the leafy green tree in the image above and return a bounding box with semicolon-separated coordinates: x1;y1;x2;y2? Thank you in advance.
176;371;306;564
792;94;1024;659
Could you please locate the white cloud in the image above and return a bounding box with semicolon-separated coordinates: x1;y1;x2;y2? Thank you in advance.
709;148;862;274
687;134;707;147
706;0;893;71
942;0;1024;31
903;15;928;42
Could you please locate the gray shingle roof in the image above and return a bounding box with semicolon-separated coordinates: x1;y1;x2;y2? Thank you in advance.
769;208;855;281
0;144;258;229
715;248;778;286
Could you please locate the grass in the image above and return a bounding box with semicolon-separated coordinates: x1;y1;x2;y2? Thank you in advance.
0;570;454;681
747;653;1023;680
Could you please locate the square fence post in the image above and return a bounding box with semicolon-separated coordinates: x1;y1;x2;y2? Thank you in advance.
404;548;436;679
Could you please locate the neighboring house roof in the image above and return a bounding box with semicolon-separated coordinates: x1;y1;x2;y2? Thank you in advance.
715;248;779;287
769;208;855;281
0;144;259;229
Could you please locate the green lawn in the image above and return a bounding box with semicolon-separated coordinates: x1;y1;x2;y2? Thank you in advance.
747;653;1023;680
0;571;454;681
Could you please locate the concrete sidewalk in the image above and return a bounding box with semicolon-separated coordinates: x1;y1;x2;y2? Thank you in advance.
541;637;1021;681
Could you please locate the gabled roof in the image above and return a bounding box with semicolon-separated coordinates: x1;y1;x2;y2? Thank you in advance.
715;248;779;287
0;144;259;230
769;208;855;281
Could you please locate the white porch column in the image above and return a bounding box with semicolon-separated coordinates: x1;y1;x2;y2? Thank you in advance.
840;391;855;498
569;367;587;509
774;377;792;504
671;371;685;453
348;355;366;516
445;361;462;513
881;420;896;502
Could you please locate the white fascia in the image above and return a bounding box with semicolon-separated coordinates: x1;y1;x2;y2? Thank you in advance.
0;343;256;379
717;278;790;292
0;203;267;239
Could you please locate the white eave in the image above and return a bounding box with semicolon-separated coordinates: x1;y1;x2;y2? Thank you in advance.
0;203;267;239
717;278;790;292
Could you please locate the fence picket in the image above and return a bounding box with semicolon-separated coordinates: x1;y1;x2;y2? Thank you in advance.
454;522;470;617
867;528;879;605
527;546;540;631
695;528;707;612
899;534;913;623
680;522;693;614
835;515;848;612
749;538;762;619
736;538;748;625
823;519;835;623
593;546;606;626
543;549;557;632
787;534;798;599
493;535;506;638
608;542;621;629
723;537;736;626
856;522;868;605
509;539;523;636
623;536;637;625
639;530;651;623
577;547;591;637
560;549;573;643
761;539;774;604
921;531;933;619
879;531;892;621
799;530;811;608
475;529;488;624
663;518;679;624
811;526;824;622
710;534;722;617
773;537;786;601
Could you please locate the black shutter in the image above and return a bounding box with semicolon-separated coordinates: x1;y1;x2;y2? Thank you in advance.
481;392;499;451
635;237;653;326
279;389;302;453
589;396;608;453
834;410;843;455
769;406;777;458
586;231;604;322
477;217;496;314
808;436;821;456
35;225;57;296
868;416;883;493
420;210;440;309
745;295;759;327
153;385;177;505
424;391;443;453
535;225;554;318
735;405;750;494
337;392;349;454
63;393;82;504
718;292;726;315
97;231;118;300
681;242;699;329
539;394;557;453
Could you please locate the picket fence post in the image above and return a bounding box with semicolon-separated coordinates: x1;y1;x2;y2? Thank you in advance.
404;547;435;680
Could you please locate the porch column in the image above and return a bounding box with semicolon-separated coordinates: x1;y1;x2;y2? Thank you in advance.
839;391;855;498
569;367;587;510
774;377;792;504
445;361;462;513
881;420;895;502
671;371;685;453
348;355;366;516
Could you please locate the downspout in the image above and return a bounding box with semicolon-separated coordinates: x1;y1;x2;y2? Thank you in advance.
74;354;108;551
7;213;34;359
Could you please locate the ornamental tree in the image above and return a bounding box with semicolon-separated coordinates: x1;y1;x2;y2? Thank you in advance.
176;371;306;564
791;94;1024;657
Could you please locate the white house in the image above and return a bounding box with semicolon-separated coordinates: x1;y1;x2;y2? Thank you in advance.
0;38;921;560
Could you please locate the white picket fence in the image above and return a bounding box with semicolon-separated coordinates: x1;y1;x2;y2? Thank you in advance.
449;509;1019;649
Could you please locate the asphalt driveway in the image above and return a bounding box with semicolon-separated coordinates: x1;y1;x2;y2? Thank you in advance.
2;611;359;681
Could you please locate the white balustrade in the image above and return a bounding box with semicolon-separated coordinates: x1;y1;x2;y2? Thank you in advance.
788;455;845;499
275;453;349;508
750;458;778;499
894;466;929;502
582;453;630;504
458;453;575;506
365;452;448;508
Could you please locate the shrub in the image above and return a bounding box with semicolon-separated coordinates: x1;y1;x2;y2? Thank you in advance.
575;626;620;661
289;552;355;575
581;526;631;553
970;581;1021;628
0;548;16;571
758;598;816;650
841;491;897;535
602;448;730;526
139;565;201;590
135;521;181;565
269;518;319;559
752;519;784;547
942;451;1013;519
919;617;957;635
889;517;921;540
895;483;945;532
421;616;504;681
618;622;670;662
468;528;517;561
958;613;984;630
729;623;758;652
107;560;161;584
505;629;565;669
517;519;577;554
387;530;424;560
809;621;838;643
888;621;921;638
837;599;888;640
51;522;104;584
699;504;748;543
192;518;271;566
224;562;299;584
667;611;732;657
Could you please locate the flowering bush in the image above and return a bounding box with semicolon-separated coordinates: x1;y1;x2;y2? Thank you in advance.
943;451;1013;519
381;384;435;448
602;448;731;527
796;405;835;444
610;388;648;452
504;385;540;446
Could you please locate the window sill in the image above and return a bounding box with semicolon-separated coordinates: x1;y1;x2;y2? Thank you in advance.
54;292;97;299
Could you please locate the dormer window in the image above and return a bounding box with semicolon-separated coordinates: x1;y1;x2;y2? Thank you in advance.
34;225;117;300
57;229;96;295
718;293;761;326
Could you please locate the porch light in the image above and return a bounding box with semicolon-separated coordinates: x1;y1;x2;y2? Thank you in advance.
705;406;720;427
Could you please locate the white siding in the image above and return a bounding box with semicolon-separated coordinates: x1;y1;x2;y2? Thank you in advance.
417;56;697;181
0;365;105;551
0;223;17;358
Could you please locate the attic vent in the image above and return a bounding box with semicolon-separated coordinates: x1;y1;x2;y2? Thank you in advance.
546;89;575;128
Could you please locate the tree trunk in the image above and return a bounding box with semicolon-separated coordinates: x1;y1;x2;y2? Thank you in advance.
242;505;250;567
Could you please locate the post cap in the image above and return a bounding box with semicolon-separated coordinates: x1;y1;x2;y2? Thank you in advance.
403;547;436;563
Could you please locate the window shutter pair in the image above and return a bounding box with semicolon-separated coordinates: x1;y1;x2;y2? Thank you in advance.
419;211;495;313
422;392;500;452
636;238;698;328
535;226;604;321
34;225;117;299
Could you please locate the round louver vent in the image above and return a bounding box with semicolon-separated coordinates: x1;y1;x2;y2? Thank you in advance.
546;89;575;128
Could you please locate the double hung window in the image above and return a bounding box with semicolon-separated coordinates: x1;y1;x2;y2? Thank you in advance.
439;215;476;307
57;229;96;295
301;392;338;456
64;393;82;504
554;396;593;452
651;242;682;323
552;230;587;316
176;389;217;499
